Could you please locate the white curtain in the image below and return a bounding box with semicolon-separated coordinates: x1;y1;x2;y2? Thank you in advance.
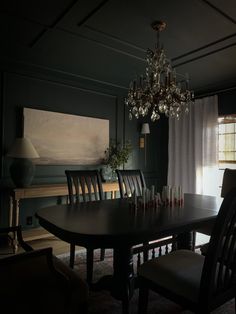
168;95;218;196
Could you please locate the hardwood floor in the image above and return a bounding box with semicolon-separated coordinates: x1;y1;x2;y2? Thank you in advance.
22;228;84;255
0;231;83;257
0;228;209;257
27;236;72;256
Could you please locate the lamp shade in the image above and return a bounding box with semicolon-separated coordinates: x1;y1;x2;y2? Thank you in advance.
7;138;39;159
7;138;39;188
141;123;150;135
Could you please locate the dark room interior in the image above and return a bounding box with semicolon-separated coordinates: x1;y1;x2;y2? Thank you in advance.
0;1;236;313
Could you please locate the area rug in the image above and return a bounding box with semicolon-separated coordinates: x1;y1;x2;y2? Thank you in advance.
57;249;234;314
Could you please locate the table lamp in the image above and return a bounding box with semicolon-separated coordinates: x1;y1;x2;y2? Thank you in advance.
7;137;39;187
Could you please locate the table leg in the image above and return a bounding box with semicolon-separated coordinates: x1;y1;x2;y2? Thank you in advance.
9;196;13;227
14;199;20;227
111;246;135;314
176;231;194;250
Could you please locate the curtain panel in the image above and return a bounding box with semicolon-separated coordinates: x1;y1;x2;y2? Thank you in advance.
168;95;218;196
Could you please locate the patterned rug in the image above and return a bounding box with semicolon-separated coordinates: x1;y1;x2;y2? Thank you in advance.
58;249;234;314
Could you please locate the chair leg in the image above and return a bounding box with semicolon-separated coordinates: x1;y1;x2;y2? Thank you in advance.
100;248;105;261
192;231;196;251
143;241;149;262
138;286;149;314
69;243;75;268
86;248;94;285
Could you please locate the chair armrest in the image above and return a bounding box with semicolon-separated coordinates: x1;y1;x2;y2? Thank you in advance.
0;247;88;314
0;225;33;252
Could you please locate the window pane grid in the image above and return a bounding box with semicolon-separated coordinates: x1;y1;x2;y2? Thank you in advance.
218;116;236;163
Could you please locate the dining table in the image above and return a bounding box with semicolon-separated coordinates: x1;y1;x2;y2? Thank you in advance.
35;193;222;314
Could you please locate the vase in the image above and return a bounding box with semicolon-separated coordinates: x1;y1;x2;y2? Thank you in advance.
102;166;118;182
110;169;117;182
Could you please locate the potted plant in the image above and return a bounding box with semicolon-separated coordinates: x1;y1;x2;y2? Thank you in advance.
102;139;132;181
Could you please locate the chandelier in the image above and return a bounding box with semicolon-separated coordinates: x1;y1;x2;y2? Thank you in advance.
125;21;194;122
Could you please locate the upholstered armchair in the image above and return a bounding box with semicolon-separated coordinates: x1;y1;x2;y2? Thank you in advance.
0;226;89;314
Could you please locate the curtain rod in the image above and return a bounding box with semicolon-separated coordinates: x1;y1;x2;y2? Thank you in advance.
195;85;236;99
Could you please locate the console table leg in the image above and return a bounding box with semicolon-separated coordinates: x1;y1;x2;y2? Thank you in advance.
11;198;20;251
14;199;20;227
9;196;13;227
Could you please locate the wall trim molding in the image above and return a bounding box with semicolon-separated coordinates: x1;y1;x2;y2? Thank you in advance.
3;66;121;100
0;57;128;93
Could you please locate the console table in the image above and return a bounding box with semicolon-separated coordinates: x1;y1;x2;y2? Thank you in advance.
8;182;119;241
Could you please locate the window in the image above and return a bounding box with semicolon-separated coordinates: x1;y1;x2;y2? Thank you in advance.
218;115;236;195
219;115;236;163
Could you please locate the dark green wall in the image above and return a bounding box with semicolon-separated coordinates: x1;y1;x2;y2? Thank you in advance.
1;62;235;229
0;64;168;228
218;89;236;115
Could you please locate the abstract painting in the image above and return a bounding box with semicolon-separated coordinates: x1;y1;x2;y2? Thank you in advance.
23;108;109;165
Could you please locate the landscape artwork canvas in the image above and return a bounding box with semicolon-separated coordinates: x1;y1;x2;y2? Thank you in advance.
23;108;109;165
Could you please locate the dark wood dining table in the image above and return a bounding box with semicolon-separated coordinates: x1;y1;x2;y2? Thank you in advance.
35;193;221;314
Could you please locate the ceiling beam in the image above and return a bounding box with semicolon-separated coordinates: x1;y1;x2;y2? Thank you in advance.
172;33;236;61
30;0;110;48
30;0;80;47
77;0;110;27
199;0;236;24
174;41;236;68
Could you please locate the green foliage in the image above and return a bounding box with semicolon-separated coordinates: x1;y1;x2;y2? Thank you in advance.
103;139;132;172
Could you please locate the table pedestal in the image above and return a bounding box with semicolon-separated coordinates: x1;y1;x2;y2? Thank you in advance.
112;247;135;314
90;246;135;314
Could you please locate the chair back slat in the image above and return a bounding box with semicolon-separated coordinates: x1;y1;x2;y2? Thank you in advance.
91;176;99;201
79;176;87;202
200;188;236;305
65;170;104;204
116;169;146;198
73;177;80;203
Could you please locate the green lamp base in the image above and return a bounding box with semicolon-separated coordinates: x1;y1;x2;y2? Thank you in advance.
10;158;35;188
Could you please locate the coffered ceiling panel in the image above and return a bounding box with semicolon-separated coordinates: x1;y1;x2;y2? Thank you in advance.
0;0;236;95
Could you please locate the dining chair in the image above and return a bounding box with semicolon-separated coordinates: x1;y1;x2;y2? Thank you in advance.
197;168;236;254
137;188;236;314
116;169;146;198
0;226;89;314
1;248;89;314
65;169;105;285
116;169;176;265
221;168;236;197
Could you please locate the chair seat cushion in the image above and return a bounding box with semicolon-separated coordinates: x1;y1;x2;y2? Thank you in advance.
138;249;205;302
